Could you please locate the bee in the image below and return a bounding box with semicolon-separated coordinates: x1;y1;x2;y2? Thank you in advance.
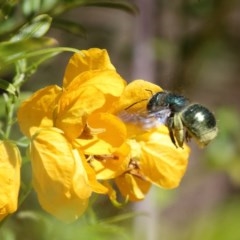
119;91;218;148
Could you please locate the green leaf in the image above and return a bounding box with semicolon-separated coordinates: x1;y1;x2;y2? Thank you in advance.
81;0;139;14
52;18;87;37
50;0;138;15
22;0;41;17
16;136;30;148
40;0;59;12
0;37;57;67
0;95;6;117
10;14;52;41
22;0;59;16
0;79;16;95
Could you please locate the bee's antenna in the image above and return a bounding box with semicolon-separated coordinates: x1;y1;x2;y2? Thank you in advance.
124;99;148;110
124;89;154;111
145;89;153;96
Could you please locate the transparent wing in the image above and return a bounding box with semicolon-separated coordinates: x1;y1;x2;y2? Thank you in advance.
118;108;171;130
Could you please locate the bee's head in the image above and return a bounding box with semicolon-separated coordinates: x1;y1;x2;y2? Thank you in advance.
147;91;189;113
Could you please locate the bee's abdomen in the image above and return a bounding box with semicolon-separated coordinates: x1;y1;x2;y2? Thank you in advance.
181;104;217;145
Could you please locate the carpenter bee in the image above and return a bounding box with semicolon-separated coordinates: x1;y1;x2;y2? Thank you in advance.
119;91;218;148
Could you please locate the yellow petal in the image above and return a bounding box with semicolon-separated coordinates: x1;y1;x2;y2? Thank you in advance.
115;173;151;201
17;85;61;137
63;48;116;87
72;148;108;194
76;137;113;156
0;141;21;221
30;128;93;222
76;112;127;155
113;79;162;114
87;112;127;148
65;70;126;98
55;86;105;140
90;143;131;180
139;126;190;189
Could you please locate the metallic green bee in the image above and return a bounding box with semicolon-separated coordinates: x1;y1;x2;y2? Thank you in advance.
146;91;218;147
119;91;218;148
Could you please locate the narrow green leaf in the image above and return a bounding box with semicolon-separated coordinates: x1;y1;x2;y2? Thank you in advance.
0;37;57;67
52;18;87;37
0;79;16;95
16;136;30;148
0;95;6;117
82;0;139;14
10;14;52;41
50;0;138;15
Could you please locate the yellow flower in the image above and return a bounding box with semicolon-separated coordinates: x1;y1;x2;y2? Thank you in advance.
17;48;127;221
0;141;21;221
17;48;190;218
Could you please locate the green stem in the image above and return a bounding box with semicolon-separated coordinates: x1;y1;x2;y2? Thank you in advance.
19;181;33;207
23;47;80;59
3;93;16;139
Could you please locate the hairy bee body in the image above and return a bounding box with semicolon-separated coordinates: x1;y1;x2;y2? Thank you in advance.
147;92;218;147
119;90;217;147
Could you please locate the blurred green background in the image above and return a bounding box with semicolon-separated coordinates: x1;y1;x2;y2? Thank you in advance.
1;0;240;239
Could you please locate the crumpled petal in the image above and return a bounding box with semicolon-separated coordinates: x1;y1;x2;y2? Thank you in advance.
0;141;21;221
30;128;106;222
18;85;61;137
90;143;131;180
63;48;116;88
72;148;108;194
55;86;105;140
115;173;151;201
55;70;126;140
76;112;127;155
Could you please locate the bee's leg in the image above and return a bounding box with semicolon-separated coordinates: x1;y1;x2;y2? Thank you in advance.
173;114;184;148
167;117;177;147
185;131;192;143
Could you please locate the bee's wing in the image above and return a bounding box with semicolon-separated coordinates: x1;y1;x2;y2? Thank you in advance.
118;108;171;130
